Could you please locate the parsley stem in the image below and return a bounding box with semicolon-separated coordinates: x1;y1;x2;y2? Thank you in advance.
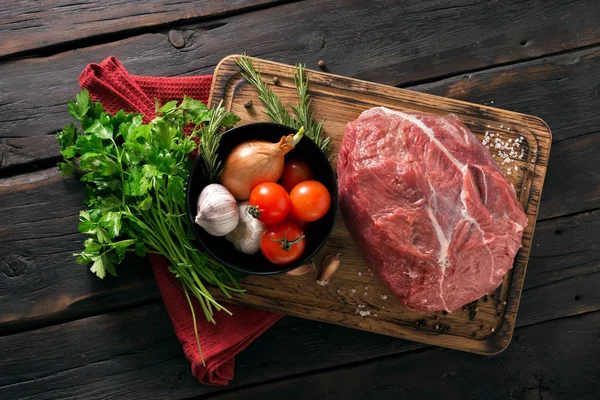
183;286;206;366
110;137;126;204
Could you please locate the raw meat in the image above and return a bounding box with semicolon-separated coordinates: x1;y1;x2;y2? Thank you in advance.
337;107;528;312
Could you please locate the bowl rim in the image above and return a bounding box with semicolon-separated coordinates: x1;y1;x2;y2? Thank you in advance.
185;121;338;275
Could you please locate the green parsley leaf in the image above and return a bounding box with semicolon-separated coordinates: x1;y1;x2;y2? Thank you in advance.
58;90;245;324
100;211;121;239
85;119;113;140
159;100;179;114
139;196;153;211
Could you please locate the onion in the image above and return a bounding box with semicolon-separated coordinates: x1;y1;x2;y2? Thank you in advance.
220;127;304;200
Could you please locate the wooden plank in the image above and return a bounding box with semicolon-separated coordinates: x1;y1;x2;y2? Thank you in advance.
527;209;600;289
3;53;598;336
5;46;600;172
537;132;600;220
0;45;597;338
0;135;59;170
0;194;596;391
1;0;599;142
0;0;596;353
0;305;422;399
202;55;552;355
415;46;600;144
3;48;599;226
0;0;287;58
2;48;599;225
2;160;597;334
0;169;158;334
0;299;596;399
210;311;600;400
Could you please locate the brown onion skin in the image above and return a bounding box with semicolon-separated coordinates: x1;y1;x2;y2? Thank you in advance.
220;135;296;200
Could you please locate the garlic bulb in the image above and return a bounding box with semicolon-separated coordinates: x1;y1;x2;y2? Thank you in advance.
195;184;239;236
225;201;267;254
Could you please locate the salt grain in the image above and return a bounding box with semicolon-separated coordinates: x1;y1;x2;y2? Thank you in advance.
381;295;388;300
350;289;356;295
355;304;372;317
358;271;362;276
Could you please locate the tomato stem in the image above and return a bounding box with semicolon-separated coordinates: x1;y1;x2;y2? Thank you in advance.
248;205;261;219
271;232;305;252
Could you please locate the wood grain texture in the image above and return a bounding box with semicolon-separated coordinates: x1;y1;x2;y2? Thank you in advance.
5;46;599;176
2;47;598;226
0;169;158;334
537;132;600;220
0;2;597;335
2;0;599;141
0;0;286;58
210;312;600;400
0;0;596;397
207;55;551;355
0;304;421;399
5;166;600;335
0;300;596;400
415;46;600;144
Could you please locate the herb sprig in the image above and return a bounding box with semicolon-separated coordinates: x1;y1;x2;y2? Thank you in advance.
57;91;241;330
235;54;331;153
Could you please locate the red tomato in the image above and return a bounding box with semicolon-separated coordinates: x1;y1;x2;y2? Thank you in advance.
290;180;331;222
249;182;291;226
280;159;314;192
260;221;306;265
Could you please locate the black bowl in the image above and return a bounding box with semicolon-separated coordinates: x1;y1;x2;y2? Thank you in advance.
186;122;338;275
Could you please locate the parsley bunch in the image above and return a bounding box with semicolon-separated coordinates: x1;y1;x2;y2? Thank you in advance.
57;90;241;325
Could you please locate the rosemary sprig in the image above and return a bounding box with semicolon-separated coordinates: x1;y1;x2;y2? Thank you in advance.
192;100;240;182
235;54;331;154
292;64;330;153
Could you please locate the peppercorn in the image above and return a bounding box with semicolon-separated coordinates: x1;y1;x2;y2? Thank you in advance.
318;60;326;69
272;76;280;85
243;100;253;109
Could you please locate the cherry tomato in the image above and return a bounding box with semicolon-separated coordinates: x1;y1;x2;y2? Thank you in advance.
280;159;314;192
286;213;311;232
290;180;331;222
249;182;291;226
260;221;306;265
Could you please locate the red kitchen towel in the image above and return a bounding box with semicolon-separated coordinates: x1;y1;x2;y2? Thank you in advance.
79;56;283;386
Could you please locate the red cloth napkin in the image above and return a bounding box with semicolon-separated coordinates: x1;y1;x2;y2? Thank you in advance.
79;56;283;386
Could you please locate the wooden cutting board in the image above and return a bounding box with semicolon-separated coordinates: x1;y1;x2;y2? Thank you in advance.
208;55;551;355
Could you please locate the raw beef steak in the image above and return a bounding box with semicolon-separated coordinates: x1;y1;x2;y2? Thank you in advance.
337;107;528;312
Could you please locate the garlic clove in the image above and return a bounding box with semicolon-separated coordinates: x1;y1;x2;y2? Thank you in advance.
316;254;340;286
196;184;239;237
225;201;266;254
287;261;315;276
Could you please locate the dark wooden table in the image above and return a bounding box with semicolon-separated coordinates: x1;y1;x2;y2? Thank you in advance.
1;1;599;399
